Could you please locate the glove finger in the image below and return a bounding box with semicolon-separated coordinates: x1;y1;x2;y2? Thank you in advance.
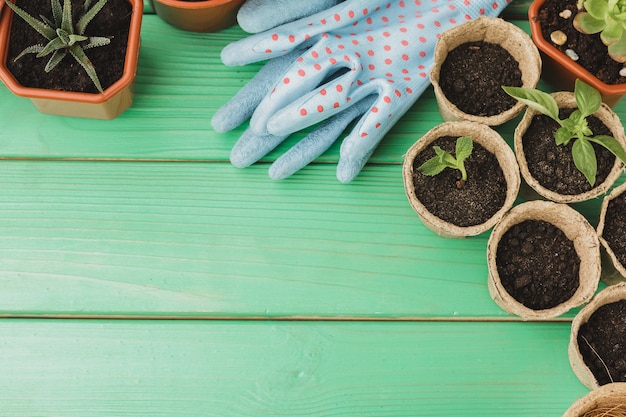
221;0;381;66
269;94;377;180
230;128;289;168
237;0;342;34
211;48;306;133
336;80;432;183
249;44;353;134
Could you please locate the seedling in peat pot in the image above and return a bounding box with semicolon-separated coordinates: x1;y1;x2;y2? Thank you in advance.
503;79;626;186
417;135;473;189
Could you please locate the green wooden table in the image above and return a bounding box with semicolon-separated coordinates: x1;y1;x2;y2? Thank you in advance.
0;1;617;415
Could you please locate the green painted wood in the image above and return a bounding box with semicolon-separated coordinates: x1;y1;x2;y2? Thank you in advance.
0;18;572;164
0;160;611;318
0;319;589;416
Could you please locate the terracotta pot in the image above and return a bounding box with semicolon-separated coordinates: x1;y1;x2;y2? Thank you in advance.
402;121;520;238
487;200;601;320
431;16;542;126
562;383;626;417
597;182;626;285
514;92;626;203
151;0;245;33
529;0;626;107
569;283;626;389
0;0;143;120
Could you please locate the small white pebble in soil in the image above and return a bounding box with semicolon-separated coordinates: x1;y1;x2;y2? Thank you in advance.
620;67;626;77
565;49;579;61
559;9;572;19
550;30;567;46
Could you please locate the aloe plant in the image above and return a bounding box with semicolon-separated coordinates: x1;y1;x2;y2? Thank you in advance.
417;136;473;188
573;0;626;62
5;0;111;92
503;79;626;186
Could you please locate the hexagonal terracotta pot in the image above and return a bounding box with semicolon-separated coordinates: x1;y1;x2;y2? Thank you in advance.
0;0;143;119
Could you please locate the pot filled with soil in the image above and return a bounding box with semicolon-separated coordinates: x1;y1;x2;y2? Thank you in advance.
562;382;626;417
150;0;245;33
0;0;143;119
597;181;626;285
507;83;626;203
430;16;542;126
402;121;520;238
487;200;601;320
529;0;626;107
569;283;626;389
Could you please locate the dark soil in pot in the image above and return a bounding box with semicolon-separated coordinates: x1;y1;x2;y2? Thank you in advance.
411;135;507;227
6;0;132;94
496;219;580;310
536;0;626;85
438;41;523;117
577;299;626;385
522;108;615;195
602;193;626;271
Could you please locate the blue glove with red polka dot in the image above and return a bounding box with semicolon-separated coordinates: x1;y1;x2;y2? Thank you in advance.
212;0;511;182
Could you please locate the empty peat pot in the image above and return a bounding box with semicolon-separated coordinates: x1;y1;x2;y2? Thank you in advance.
569;283;626;389
431;16;541;126
487;200;600;320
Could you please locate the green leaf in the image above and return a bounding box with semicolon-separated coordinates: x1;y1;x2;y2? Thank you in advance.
574;79;602;117
502;86;560;121
585;0;610;20
601;18;624;45
77;0;108;35
587;134;626;164
60;0;73;35
417;156;447;177
455;136;473;162
44;49;67;72
69;46;104;93
608;32;626;62
4;1;57;40
573;11;607;34
572;138;598;185
555;126;574;145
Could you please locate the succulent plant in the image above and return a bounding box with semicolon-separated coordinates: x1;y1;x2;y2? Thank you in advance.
573;0;626;62
5;0;111;92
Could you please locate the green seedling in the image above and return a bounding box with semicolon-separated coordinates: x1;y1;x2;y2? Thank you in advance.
503;79;626;186
417;135;473;188
5;0;111;92
574;0;626;62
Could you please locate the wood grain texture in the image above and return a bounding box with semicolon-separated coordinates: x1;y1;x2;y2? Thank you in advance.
0;319;589;417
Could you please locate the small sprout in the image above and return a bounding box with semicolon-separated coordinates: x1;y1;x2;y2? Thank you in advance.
551;30;568;45
417;136;473;189
503;79;626;186
573;0;626;62
5;0;111;93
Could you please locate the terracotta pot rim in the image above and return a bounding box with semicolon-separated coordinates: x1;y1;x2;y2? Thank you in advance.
0;0;143;105
153;0;236;8
529;0;626;95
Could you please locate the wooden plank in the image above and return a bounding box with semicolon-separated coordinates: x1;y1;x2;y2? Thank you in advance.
0;160;610;318
0;18;573;164
0;319;589;417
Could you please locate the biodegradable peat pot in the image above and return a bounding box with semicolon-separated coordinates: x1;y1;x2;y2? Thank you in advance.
562;383;626;417
151;0;245;33
487;200;601;320
569;283;626;389
402;121;520;238
514;92;626;203
431;16;541;126
0;0;143;120
597;182;626;285
529;0;626;107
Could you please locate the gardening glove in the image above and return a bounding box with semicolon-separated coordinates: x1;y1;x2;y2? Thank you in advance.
237;0;343;33
213;0;512;182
